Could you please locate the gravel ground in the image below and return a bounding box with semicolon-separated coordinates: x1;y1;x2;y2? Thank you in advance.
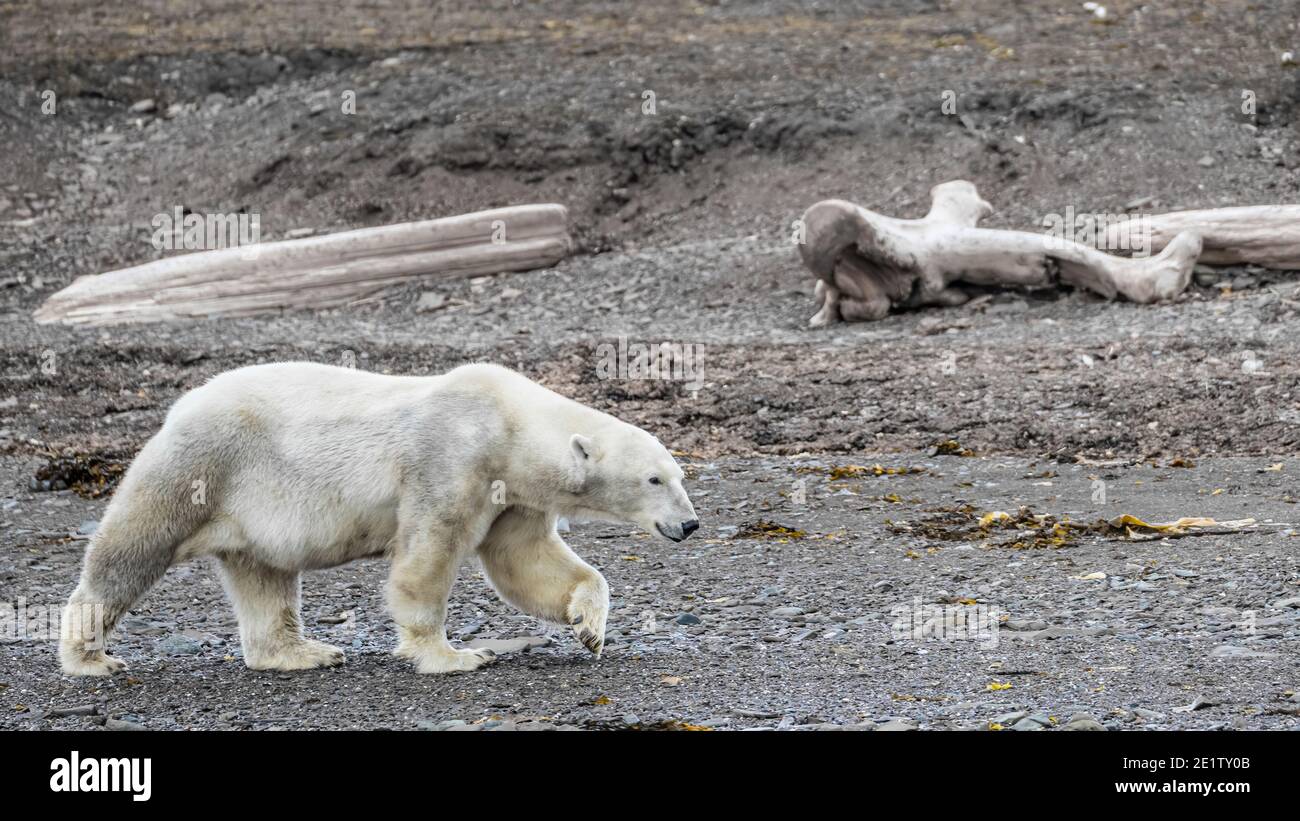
2;0;1299;730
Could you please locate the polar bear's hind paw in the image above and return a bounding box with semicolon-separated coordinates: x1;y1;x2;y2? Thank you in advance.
61;649;128;677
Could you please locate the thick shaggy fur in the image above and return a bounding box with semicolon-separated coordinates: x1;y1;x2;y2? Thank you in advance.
60;362;697;676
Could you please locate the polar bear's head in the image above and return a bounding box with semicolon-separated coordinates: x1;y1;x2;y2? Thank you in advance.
566;427;699;542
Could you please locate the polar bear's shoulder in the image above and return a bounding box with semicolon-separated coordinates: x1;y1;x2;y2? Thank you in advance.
440;363;549;402
438;363;609;428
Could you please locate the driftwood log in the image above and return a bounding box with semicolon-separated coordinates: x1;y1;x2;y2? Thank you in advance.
35;204;573;325
800;181;1300;326
1108;205;1300;270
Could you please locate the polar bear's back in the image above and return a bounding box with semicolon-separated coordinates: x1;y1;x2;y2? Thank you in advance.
147;362;516;566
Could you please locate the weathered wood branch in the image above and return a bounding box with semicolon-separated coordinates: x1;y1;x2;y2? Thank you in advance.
1109;205;1300;269
801;182;1203;326
34;204;573;325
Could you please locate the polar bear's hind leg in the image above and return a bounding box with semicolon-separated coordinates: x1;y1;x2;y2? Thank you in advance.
60;439;207;676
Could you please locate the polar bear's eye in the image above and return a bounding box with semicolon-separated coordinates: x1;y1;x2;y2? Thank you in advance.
648;476;662;485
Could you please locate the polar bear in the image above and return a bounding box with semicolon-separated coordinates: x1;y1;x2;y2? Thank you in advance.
59;362;699;676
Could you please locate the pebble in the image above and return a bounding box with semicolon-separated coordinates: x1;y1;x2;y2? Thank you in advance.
674;613;702;626
1193;267;1220;287
465;636;549;654
432;720;468;730
1062;713;1106;731
156;634;204;655
416;292;447;313
875;719;918;731
46;704;98;718
1003;619;1048;631
76;520;98;536
1209;644;1278;660
771;606;804;618
105;718;146;731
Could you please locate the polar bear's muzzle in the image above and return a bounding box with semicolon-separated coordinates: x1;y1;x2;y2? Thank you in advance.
656;519;700;542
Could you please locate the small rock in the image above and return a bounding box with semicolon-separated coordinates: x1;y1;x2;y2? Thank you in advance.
156;634;203;655
1210;644;1278;660
771;606;805;618
875;719;918;731
1197;155;1216;168
76;520;98;536
415;292;447;313
674;613;702;626
105;718;146;731
1173;695;1216;713
1062;713;1106;731
46;705;98;718
1193;266;1220;287
1003;619;1048;632
129;99;157;114
465;636;549;654
419;719;466;731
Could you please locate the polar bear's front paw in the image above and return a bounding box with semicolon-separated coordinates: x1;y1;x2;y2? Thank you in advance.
398;642;496;674
566;575;610;657
246;639;346;671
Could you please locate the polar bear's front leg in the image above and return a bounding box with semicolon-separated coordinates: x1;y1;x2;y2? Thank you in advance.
478;508;610;656
388;528;496;674
217;554;346;671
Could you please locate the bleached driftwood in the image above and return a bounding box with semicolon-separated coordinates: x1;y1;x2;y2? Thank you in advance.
1106;205;1300;269
800;181;1300;325
800;181;1203;326
35;204;573;325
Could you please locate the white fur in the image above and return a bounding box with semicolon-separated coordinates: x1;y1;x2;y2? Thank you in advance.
59;362;698;676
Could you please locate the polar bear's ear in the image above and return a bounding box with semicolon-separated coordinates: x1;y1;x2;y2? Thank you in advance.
567;434;598;491
570;433;601;463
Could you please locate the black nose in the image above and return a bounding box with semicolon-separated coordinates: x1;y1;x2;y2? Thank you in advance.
681;520;699;539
